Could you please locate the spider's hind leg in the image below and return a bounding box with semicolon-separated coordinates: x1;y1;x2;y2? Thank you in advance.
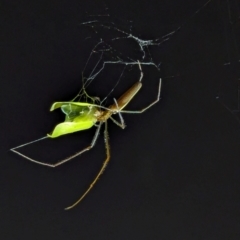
65;121;110;210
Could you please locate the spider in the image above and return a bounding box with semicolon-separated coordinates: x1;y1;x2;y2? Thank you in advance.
10;61;162;210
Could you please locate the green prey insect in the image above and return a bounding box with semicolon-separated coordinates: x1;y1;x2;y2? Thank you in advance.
11;62;162;210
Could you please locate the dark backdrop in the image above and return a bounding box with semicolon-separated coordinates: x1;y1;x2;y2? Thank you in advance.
1;0;240;239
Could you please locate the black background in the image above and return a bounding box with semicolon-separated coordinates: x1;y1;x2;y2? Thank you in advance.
1;0;240;239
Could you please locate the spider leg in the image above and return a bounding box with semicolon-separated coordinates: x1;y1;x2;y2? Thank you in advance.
65;120;110;210
120;78;162;114
10;123;103;168
110;116;125;129
112;98;126;129
137;60;144;82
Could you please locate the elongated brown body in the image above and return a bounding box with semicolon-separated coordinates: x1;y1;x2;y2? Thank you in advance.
98;82;142;121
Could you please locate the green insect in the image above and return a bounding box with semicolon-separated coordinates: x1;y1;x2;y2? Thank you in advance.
11;61;161;210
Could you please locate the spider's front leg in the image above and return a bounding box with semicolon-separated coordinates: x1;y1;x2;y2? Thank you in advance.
11;123;103;168
120;78;162;114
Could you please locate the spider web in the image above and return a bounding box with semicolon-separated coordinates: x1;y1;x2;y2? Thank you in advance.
70;0;214;108
11;0;240;163
78;0;240;126
215;0;240;124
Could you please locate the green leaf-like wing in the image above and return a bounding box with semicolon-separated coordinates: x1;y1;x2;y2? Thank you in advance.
50;102;97;111
48;102;98;138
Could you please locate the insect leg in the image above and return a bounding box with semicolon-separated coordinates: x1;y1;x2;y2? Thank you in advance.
65;120;110;210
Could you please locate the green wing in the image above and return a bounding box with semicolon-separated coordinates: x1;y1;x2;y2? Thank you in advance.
50;102;98;111
48;102;98;138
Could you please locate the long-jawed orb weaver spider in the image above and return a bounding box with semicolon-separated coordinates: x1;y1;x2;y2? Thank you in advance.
10;61;162;210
